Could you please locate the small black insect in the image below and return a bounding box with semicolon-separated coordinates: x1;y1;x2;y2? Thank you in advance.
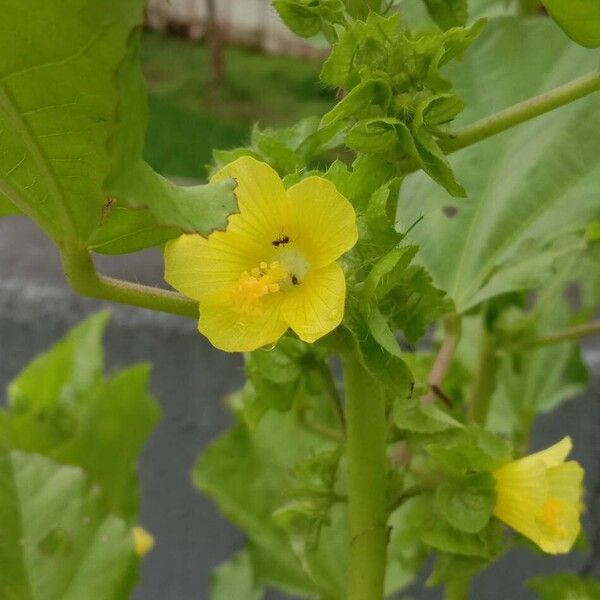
272;235;290;247
291;275;299;285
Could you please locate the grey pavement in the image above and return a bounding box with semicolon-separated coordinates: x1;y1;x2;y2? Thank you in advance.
1;216;598;599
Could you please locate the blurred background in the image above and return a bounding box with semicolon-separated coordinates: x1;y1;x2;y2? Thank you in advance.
1;1;599;599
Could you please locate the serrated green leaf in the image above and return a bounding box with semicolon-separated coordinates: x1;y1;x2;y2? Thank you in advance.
194;411;346;598
0;451;137;600
399;18;600;311
422;0;468;30
394;396;463;433
528;572;600;600
3;313;161;518
108;161;238;236
211;550;263;600
541;0;600;47
436;472;496;533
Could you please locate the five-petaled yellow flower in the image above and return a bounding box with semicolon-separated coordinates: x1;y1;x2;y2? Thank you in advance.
493;436;584;554
164;157;358;352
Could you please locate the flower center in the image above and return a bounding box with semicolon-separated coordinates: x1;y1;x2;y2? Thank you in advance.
536;498;569;540
276;248;310;288
231;261;287;315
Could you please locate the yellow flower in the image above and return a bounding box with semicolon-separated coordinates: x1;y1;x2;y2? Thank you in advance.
493;436;584;554
132;526;155;557
164;157;358;352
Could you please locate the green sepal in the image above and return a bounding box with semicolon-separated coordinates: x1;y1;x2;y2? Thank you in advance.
436;472;497;533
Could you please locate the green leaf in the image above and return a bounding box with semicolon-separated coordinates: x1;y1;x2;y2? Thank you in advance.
398;17;600;311
87;204;177;255
528;572;600;600
420;522;488;557
211;550;263;600
0;451;137;600
487;252;592;435
7;312;109;421
0;0;145;242
541;0;600;47
427;427;512;474
394;396;463;433
426;552;488;586
194;411;345;598
436;472;496;533
108;161;238;236
0;194;20;216
320;79;392;127
274;0;345;39
421;0;469;29
3;312;161;518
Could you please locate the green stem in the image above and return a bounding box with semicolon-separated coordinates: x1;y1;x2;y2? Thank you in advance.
439;70;600;154
59;242;198;319
445;578;471;600
525;320;600;347
467;325;498;426
342;348;388;600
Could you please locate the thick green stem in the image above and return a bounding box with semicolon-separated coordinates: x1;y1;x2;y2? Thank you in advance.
445;578;471;600
467;326;498;426
59;242;198;319
439;71;600;154
525;320;600;347
343;349;388;600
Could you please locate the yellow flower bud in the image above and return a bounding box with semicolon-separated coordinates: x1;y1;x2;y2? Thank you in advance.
132;526;155;557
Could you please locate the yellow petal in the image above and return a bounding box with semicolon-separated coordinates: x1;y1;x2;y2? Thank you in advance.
536;499;581;554
522;436;572;469
198;292;287;352
212;156;291;243
132;526;155;557
547;461;584;506
164;232;262;301
281;262;346;343
493;458;548;547
286;176;358;269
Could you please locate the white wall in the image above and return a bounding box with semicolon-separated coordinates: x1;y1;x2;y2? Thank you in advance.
146;0;327;59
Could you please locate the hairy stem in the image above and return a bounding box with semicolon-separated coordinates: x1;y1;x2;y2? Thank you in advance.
445;578;471;600
525;320;600;347
439;71;600;154
59;242;198;319
422;313;461;405
467;325;498;426
343;348;388;600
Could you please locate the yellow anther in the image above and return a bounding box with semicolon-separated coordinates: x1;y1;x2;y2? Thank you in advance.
231;261;288;314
